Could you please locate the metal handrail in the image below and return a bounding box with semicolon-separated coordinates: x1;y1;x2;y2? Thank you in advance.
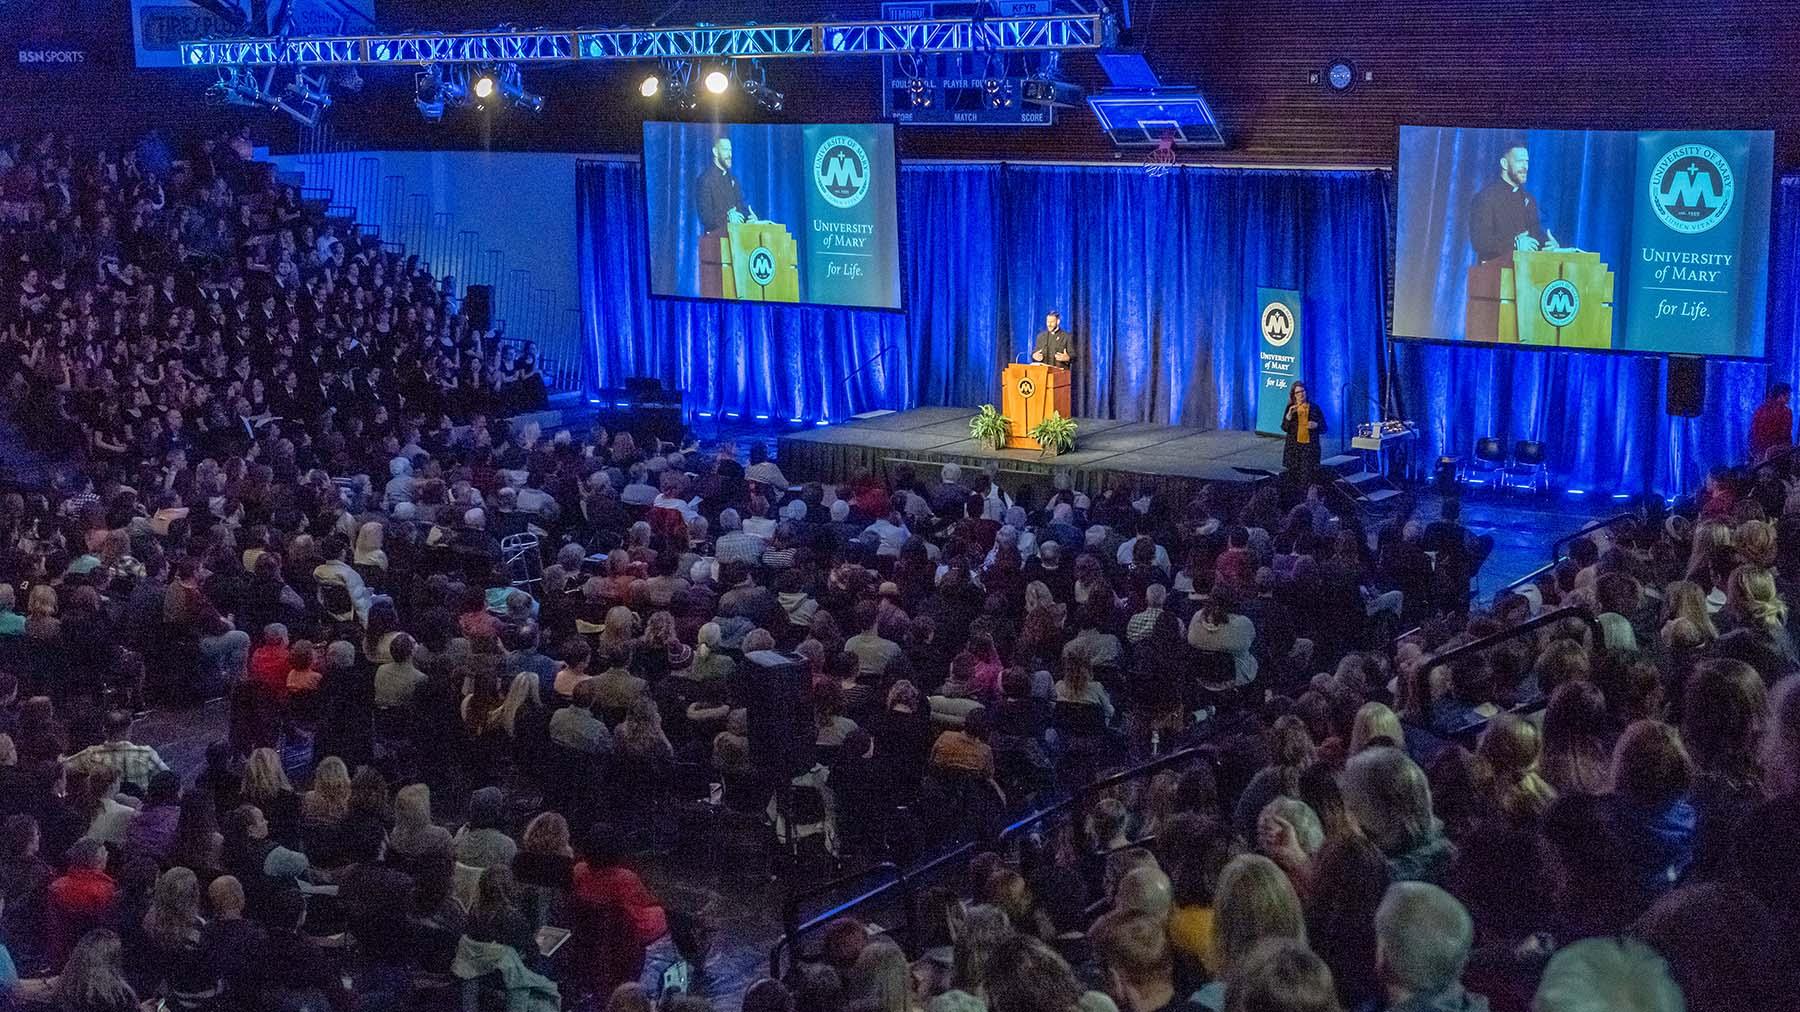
1417;605;1599;676
1549;513;1637;567
1389;510;1642;658
779;861;900;949
767;746;1208;976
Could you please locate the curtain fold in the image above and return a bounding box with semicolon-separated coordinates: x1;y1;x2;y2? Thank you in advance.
579;160;1798;495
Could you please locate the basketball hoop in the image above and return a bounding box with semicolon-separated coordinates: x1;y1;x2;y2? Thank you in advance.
1143;130;1178;177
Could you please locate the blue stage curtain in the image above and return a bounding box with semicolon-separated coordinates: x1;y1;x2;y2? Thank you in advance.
578;159;1385;442
578;159;1798;494
1396;172;1800;495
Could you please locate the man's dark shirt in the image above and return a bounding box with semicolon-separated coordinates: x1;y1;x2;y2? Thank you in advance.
1239;593;1298;666
1032;328;1075;368
1470;179;1548;263
696;165;749;234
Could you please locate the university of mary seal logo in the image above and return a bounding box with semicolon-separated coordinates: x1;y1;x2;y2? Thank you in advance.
814;135;871;209
748;246;777;287
1260;301;1295;347
1540;278;1580;328
1649;144;1734;235
1017;376;1036;399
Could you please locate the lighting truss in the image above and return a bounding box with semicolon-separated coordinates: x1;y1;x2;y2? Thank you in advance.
178;14;1105;68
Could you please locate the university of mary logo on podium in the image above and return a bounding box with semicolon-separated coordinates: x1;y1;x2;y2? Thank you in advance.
1260;301;1295;347
1540;278;1581;328
1017;376;1036;399
1649;144;1734;234
748;246;778;288
814;135;871;209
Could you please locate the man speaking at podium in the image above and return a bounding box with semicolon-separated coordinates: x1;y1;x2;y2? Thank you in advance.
1032;310;1074;369
1469;142;1560;263
696;137;759;234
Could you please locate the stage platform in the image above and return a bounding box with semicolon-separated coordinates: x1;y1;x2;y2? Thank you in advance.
776;407;1287;497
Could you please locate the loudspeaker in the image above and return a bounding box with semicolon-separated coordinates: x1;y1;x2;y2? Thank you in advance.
1667;357;1704;417
738;649;815;777
463;284;493;330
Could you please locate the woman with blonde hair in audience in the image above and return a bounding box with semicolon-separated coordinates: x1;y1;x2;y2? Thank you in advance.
682;622;736;682
23;584;58;641
1477;713;1558;821
34;927;139;1011
1684;519;1735;590
1342;747;1455;884
387;783;454;867
1721;565;1796;661
615;696;674;762
1734;517;1777;569
140;865;217;1007
513;810;575;927
1348;702;1406;755
844;936;922;1012
1660;579;1717;642
240;746;300;845
301;755;352;825
493;670;546;744
1192;854;1308;1010
353;519;389;571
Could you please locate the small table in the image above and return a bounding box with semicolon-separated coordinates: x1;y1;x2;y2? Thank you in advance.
1351;424;1418;482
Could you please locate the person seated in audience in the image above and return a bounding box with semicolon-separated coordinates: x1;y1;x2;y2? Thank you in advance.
1532;937;1684;1012
44;839;116;970
122;770;182;865
1189;853;1306;1010
455;786;518;869
61;709;169;795
550;678;614;754
1372;882;1483;1012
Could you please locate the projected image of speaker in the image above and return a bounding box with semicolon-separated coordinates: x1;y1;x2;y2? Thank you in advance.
738;650;815;778
1667;356;1705;417
1392;125;1775;360
464;284;494;330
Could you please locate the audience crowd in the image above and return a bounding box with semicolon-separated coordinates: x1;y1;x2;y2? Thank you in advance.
0;127;1790;1012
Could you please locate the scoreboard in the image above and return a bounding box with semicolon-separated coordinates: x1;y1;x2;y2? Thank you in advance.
880;0;1060;127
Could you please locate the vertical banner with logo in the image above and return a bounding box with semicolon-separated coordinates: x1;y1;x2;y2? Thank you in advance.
801;125;901;309
1623;130;1752;356
1255;287;1302;436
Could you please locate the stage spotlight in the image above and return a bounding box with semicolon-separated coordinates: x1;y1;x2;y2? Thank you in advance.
472;71;497;100
639;73;660;98
498;65;543;113
703;68;730;95
907;78;932;108
759;87;784;112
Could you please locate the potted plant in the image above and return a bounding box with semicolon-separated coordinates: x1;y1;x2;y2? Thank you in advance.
968;404;1011;450
1028;411;1078;457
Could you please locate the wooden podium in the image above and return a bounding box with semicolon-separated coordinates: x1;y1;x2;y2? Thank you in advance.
1465;249;1615;348
1001;363;1071;450
700;221;800;302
